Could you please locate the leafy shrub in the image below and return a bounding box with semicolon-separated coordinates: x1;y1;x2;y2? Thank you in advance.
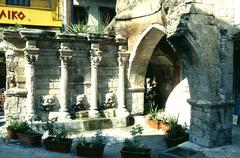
122;125;151;153
74;130;109;148
42;118;68;141
166;120;187;139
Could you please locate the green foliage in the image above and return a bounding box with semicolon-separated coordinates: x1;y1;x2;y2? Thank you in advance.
122;125;151;153
68;22;91;34
7;115;41;135
42;118;68;141
68;21;104;34
130;124;143;136
123;139;151;153
7;115;21;130
91;130;109;147
148;106;166;123
16;121;31;133
22;128;41;136
148;106;158;121
166;120;187;139
74;130;109;148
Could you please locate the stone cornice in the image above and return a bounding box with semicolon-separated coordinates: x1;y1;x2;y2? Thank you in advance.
187;99;235;108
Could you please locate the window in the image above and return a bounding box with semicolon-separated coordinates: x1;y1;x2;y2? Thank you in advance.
6;0;30;6
99;7;116;27
73;6;88;25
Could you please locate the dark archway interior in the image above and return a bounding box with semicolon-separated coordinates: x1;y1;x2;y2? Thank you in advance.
0;51;6;112
144;36;180;113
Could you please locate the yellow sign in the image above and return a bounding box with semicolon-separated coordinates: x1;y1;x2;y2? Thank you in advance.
0;6;62;27
0;10;26;20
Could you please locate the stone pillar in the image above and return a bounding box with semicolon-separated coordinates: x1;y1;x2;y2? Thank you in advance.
117;46;129;116
58;43;72;120
89;43;102;117
24;40;39;119
188;99;233;147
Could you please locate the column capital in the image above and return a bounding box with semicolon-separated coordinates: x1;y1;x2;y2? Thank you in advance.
118;51;130;68
60;42;71;50
26;40;37;48
25;54;39;65
90;43;102;67
60;55;72;65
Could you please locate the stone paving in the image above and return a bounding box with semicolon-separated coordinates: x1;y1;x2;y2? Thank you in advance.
0;121;240;158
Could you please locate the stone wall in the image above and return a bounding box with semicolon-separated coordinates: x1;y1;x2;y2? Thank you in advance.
3;31;123;121
109;0;240;147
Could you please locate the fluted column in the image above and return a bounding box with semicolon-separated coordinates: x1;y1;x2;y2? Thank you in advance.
117;46;129;116
24;40;39;119
58;43;72;120
89;43;102;117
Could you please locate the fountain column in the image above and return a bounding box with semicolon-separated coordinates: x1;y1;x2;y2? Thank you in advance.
89;43;102;117
24;40;39;119
117;45;129;116
58;43;72;120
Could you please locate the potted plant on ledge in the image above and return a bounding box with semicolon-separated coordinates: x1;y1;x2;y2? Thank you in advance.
43;118;72;153
6;115;21;139
165;119;189;148
120;125;151;158
146;106;170;133
16;120;42;147
74;130;109;158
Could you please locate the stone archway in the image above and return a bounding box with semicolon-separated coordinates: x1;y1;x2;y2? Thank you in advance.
127;22;233;147
127;24;167;114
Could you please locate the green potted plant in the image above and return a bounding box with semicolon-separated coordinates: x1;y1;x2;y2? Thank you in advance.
74;130;109;158
165;119;189;148
120;125;151;158
43;118;72;153
6;115;21;139
146;106;169;132
16;120;43;147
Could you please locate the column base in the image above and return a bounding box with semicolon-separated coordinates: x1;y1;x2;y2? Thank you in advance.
188;99;234;147
49;112;71;121
116;108;129;117
58;112;71;120
88;110;100;117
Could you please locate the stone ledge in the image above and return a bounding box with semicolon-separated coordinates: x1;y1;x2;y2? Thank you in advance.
187;99;234;108
5;88;27;97
127;87;145;92
32;116;134;132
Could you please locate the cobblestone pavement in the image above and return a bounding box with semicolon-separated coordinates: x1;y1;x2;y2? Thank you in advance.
0;121;240;158
0;121;167;158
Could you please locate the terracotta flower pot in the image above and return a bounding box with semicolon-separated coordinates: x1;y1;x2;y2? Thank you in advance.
146;119;161;130
7;128;18;140
43;137;72;153
76;144;105;158
160;123;170;133
166;134;188;148
17;133;42;147
120;147;151;158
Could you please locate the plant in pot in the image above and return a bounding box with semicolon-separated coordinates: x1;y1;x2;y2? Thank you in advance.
121;125;151;158
74;130;109;158
6;115;21;139
146;105;159;129
43;118;72;153
165;119;189;148
16;119;43;147
146;106;167;131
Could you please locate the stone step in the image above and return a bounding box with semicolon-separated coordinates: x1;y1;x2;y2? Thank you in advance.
158;146;206;158
32;116;134;132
